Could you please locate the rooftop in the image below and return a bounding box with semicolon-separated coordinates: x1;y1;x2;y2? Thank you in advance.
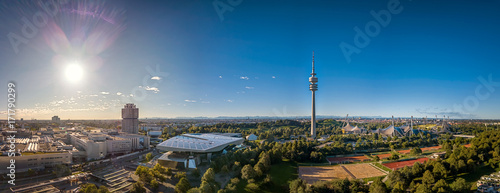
156;133;244;153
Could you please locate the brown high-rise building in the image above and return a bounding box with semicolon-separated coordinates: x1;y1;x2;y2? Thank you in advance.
122;104;139;134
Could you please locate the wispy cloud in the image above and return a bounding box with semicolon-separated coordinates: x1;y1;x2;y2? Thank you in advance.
225;99;233;103
14;91;126;118
272;76;276;79
116;92;122;96
240;76;249;80
201;101;210;104
151;76;161;80
144;86;160;93
185;100;197;103
219;75;223;79
245;86;254;89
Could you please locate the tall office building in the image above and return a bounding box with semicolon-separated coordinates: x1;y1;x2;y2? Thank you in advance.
309;52;318;138
122;104;139;134
52;115;60;123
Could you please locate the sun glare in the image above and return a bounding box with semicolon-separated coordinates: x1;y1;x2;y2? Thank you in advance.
65;63;84;83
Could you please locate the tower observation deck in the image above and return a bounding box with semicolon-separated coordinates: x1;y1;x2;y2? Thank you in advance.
309;52;318;138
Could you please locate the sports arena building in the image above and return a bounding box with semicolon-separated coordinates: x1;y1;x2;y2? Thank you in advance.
156;133;244;169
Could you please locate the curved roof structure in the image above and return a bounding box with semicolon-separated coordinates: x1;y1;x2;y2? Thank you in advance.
156;133;244;153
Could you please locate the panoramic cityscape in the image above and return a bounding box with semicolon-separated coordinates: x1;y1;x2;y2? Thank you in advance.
1;1;500;193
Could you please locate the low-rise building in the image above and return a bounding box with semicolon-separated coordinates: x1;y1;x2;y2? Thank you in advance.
246;134;258;141
477;171;500;192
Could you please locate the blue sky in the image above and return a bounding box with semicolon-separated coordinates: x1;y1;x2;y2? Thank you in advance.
1;0;500;119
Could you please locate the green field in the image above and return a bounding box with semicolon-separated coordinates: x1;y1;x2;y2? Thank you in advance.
236;159;298;193
373;162;392;173
446;165;500;190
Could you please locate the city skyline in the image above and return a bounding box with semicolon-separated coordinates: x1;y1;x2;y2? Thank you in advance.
1;0;500;120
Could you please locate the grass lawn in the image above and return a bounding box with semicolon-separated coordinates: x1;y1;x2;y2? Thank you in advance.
235;159;298;193
269;159;297;187
373;163;392;173
446;165;500;190
363;176;385;183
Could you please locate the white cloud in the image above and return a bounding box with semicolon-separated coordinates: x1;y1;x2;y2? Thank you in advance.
151;76;161;80
225;99;233;103
117;92;122;96
245;86;254;89
185;100;197;103
219;75;223;79
144;86;160;93
167;103;172;106
100;92;109;95
272;76;276;79
201;101;210;104
240;76;249;80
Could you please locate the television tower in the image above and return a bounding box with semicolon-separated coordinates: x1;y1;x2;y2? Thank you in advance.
309;52;318;138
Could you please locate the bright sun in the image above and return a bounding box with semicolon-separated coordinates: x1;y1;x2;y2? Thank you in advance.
65;63;84;83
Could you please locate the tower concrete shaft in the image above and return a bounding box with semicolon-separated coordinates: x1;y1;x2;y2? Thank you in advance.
309;52;318;138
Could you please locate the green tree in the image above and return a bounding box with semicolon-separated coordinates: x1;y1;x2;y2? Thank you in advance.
166;167;173;176
145;153;153;162
80;183;98;193
432;162;447;179
389;152;400;160
53;164;71;177
410;147;423;155
253;162;265;177
135;166;149;176
369;178;387;193
422;170;435;185
201;168;215;183
187;188;202;193
412;162;424;176
130;182;146;193
220;165;230;173
289;178;307;193
245;183;260;193
192;168;201;178
432;179;450;193
151;179;159;191
175;177;191;193
241;164;255;181
391;182;405;193
450;178;468;193
153;163;166;174
175;172;187;179
415;183;432;193
98;185;111;193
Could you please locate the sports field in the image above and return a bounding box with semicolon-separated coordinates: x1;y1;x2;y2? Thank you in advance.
382;157;429;170
342;164;386;179
326;155;370;164
398;146;441;154
371;153;391;159
299;163;386;184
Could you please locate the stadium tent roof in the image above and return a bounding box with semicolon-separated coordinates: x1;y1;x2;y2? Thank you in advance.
156;133;244;153
343;122;354;131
